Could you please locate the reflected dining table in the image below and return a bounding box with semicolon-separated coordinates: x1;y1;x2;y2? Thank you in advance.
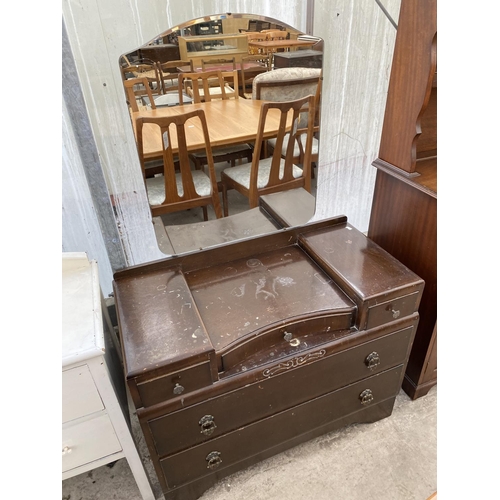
131;98;290;161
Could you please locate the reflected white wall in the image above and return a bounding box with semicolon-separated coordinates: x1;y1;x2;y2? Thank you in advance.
312;0;400;230
62;0;401;284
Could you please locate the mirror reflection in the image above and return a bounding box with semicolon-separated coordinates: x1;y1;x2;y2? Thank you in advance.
119;13;323;255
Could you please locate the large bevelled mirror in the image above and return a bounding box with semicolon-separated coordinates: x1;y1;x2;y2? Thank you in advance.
119;13;323;255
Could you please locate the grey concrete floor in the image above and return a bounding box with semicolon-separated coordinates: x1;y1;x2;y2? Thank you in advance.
61;386;436;500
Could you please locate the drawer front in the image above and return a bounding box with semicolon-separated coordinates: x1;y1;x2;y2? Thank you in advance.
62;413;122;472
62;365;103;423
137;361;213;408
161;365;403;488
220;313;354;372
367;291;420;329
148;326;413;457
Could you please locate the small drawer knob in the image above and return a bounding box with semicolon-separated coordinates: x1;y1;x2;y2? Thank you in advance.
359;389;374;405
391;309;400;319
199;415;217;436
385;303;401;319
284;331;300;346
206;451;222;470
173;383;185;395
62;446;72;455
365;351;381;369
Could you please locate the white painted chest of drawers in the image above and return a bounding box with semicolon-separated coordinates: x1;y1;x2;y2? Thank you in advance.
62;253;155;499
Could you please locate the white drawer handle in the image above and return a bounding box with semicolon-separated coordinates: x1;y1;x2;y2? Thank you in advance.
62;446;72;455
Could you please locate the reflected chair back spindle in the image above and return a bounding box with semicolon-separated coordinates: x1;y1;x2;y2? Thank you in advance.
136;109;222;220
185;69;252;184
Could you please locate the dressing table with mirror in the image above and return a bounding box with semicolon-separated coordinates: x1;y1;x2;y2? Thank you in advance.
117;18;424;486
110;6;432;499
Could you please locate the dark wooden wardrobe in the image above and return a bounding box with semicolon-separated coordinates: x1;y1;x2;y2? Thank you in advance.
368;0;437;399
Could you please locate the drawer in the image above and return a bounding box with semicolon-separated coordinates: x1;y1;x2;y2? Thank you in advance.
219;313;354;372
62;365;103;423
62;413;122;473
160;365;403;488
148;325;414;457
367;291;420;329
137;361;213;408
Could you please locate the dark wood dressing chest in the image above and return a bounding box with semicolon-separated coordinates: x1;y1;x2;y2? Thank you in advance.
113;217;424;500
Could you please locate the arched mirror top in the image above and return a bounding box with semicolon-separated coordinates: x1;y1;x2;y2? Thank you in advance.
119;13;323;257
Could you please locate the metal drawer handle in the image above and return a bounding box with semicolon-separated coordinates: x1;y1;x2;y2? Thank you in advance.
206;451;222;470
365;351;381;369
173;383;185;395
385;303;401;319
283;331;300;347
391;309;400;319
199;415;217;436
359;389;374;405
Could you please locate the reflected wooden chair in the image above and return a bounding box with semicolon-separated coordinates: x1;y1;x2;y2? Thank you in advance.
240;54;270;99
178;70;237;103
220;94;316;216
246;32;267;55
135;109;222;221
181;70;253;188
124;61;162;96
156;59;192;94
261;29;287;40
261;29;287;61
124;77;166;178
264;74;323;178
252;67;322;173
124;77;156;112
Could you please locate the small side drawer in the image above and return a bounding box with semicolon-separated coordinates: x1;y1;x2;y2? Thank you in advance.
137;361;213;408
147;325;414;457
62;365;103;423
367;291;420;329
62;413;122;473
160;365;403;488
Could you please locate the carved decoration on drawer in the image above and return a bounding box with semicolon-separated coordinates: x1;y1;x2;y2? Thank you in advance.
262;349;326;377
